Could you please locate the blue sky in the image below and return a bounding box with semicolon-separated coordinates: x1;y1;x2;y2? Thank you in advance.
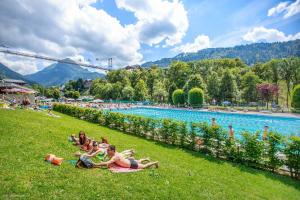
0;0;299;74
92;0;300;61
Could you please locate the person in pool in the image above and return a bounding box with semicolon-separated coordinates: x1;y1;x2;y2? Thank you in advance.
211;118;217;126
94;145;158;169
228;125;234;139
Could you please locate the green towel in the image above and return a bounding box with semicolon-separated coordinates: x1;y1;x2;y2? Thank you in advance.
68;160;77;166
97;153;105;161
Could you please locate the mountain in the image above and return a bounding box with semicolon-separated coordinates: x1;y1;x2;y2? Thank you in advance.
25;58;105;86
142;39;300;67
0;62;34;84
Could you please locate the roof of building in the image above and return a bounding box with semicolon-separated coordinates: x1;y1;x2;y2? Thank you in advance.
0;82;36;93
1;79;27;84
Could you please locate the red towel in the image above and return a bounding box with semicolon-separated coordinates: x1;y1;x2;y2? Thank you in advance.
108;164;142;173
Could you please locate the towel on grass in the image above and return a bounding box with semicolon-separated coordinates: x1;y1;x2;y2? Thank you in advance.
108;164;142;173
68;160;77;166
97;153;105;161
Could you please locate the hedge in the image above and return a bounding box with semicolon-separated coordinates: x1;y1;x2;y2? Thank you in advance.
53;103;300;179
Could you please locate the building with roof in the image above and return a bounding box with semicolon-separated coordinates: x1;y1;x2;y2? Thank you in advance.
0;79;36;103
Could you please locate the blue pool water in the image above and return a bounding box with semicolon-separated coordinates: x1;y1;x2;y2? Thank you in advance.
112;107;300;136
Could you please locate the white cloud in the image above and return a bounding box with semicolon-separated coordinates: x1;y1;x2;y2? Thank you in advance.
0;54;53;75
268;1;290;17
0;0;190;74
116;0;189;46
243;26;300;42
267;0;300;19
172;35;210;53
0;0;143;72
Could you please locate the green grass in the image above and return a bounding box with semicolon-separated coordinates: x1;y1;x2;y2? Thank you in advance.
0;109;299;200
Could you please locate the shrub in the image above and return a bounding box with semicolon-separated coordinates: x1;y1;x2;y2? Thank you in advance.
224;137;241;162
199;123;226;157
266;132;283;172
291;84;300;112
53;104;296;177
284;136;300;179
178;122;188;147
188;88;204;108
241;131;264;167
172;89;185;106
160;119;171;142
189;123;197;150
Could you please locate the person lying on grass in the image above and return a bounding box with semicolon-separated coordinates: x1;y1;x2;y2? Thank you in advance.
70;131;87;146
76;141;105;158
81;138;93;152
76;140;135;160
76;145;158;169
95;137;134;159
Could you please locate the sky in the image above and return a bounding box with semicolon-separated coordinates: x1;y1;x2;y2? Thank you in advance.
0;0;299;75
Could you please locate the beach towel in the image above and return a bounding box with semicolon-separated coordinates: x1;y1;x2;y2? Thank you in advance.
108;164;142;173
68;160;78;166
97;153;105;161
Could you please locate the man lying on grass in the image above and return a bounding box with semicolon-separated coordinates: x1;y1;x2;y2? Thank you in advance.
76;145;158;169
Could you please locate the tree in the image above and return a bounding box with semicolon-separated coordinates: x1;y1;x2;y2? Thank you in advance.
219;69;237;102
188;88;204;107
172;89;185;106
207;72;220;102
183;74;206;92
153;81;168;103
168;62;191;88
111;82;123;99
90;78;106;95
65;90;80;99
100;83;113;100
122;86;135;101
278;58;299;108
241;71;261;103
52;88;61;100
130;69;144;88
291;84;300;111
73;91;80;99
106;70;131;87
134;79;148;101
168;83;177;104
74;78;84;92
146;67;160;99
256;83;279;109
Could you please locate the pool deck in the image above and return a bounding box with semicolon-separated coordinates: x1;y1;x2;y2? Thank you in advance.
139;106;300;119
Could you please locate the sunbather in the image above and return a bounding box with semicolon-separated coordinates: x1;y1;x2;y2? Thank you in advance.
74;131;87;146
76;141;106;158
76;145;156;169
81;138;92;151
94;145;158;169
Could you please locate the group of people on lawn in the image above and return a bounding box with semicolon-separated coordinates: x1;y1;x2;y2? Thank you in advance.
70;131;159;170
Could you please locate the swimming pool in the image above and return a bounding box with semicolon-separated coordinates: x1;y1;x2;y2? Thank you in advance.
112;107;300;136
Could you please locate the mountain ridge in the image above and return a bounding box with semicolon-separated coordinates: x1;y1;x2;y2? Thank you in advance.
0;63;35;84
25;59;105;86
142;39;300;67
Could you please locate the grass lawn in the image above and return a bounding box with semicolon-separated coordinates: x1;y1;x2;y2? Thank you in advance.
0;109;299;200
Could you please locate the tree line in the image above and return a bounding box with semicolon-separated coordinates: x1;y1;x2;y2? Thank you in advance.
90;57;300;108
33;57;300;109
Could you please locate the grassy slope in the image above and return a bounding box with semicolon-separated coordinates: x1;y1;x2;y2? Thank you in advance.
0;109;299;200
